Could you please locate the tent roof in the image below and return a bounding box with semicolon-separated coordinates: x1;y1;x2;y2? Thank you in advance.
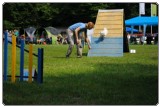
24;27;36;34
126;27;138;33
125;16;158;26
45;26;60;36
24;27;36;36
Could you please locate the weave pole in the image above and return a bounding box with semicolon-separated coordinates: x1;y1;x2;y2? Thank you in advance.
11;35;16;83
28;44;33;83
3;31;8;81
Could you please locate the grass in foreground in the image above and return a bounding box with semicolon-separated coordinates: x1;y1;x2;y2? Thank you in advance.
3;44;158;105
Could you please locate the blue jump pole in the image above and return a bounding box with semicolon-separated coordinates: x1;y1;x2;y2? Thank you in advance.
3;31;8;81
20;39;24;81
37;48;43;83
41;48;44;83
37;48;41;83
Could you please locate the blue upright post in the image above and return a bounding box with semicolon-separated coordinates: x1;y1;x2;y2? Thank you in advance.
37;48;43;84
37;48;42;83
3;31;8;81
41;48;44;83
20;39;24;81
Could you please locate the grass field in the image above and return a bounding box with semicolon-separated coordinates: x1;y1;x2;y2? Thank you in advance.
3;44;158;105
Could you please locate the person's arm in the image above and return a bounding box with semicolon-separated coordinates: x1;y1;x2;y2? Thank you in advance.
84;31;91;49
75;27;81;44
86;38;91;49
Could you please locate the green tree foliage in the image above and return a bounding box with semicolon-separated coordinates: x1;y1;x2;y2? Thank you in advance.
3;3;152;29
52;3;108;26
3;20;15;30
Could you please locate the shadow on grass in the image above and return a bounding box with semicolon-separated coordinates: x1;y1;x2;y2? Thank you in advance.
3;63;158;105
47;53;88;58
82;53;88;56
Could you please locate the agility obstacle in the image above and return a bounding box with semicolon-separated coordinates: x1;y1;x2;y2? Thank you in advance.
3;31;43;84
88;9;124;57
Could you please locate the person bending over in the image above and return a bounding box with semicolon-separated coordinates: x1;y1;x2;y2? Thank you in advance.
66;22;94;58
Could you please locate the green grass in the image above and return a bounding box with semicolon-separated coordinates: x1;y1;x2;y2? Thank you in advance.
3;44;158;105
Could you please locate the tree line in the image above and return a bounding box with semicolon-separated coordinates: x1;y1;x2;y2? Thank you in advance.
3;3;151;30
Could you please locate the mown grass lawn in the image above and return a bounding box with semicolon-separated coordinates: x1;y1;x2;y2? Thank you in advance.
3;44;158;105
